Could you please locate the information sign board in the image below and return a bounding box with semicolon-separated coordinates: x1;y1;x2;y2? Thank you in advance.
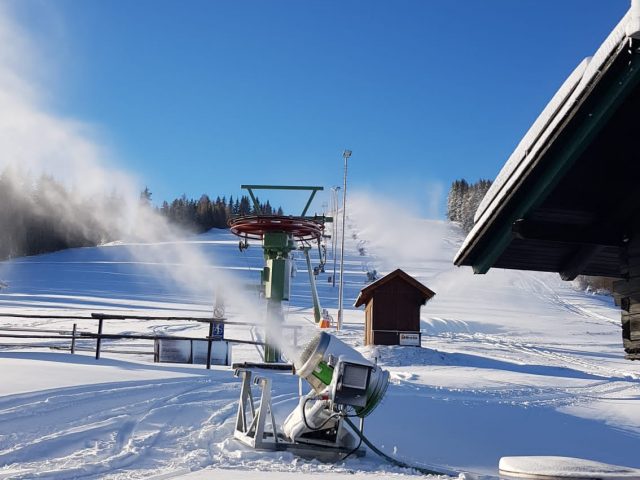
399;332;421;346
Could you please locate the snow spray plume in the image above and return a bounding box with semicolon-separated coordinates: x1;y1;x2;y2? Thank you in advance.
0;4;265;324
349;189;448;271
350;189;483;304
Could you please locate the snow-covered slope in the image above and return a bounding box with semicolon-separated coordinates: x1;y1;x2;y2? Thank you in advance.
0;201;638;479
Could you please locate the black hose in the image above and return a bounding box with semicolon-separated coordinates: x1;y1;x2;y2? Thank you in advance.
343;417;457;477
302;397;341;431
341;417;364;461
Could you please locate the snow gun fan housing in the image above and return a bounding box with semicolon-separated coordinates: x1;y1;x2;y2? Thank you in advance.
282;331;389;450
293;331;389;417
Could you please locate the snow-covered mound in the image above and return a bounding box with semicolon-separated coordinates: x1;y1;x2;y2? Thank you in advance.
0;202;639;479
499;456;640;480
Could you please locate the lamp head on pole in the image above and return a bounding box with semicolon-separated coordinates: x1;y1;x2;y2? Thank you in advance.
343;149;352;160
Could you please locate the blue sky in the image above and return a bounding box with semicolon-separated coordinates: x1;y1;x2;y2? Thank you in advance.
9;0;630;216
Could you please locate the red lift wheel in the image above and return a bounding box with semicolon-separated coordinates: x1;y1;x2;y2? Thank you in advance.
229;215;324;242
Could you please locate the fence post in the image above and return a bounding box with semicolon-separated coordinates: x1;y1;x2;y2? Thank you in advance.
71;323;77;354
95;318;103;360
206;321;214;370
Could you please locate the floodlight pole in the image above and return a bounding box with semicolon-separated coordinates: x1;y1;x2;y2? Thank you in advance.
331;186;340;288
337;149;351;331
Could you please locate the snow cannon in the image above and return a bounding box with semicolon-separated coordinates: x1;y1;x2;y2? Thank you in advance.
278;332;389;451
233;331;389;457
294;331;389;417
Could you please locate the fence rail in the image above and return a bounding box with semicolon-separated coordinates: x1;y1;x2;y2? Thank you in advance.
0;331;267;343
0;312;266;326
0;311;301;368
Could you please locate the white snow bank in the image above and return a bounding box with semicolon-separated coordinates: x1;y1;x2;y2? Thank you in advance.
0;351;197;396
499;456;640;479
175;469;435;479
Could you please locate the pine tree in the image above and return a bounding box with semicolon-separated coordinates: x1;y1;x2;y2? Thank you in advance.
446;178;492;233
139;187;152;207
238;196;251;215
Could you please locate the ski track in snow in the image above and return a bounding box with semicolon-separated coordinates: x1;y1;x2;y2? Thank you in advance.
0;374;255;479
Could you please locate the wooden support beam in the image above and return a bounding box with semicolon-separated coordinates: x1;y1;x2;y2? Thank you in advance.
558;196;640;281
512;219;625;247
612;236;640;357
560;245;606;281
613;277;640;299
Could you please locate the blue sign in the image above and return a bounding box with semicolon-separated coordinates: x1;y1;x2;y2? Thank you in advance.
212;321;225;339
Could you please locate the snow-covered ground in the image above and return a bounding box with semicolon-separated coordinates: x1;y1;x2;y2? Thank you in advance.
1;200;639;479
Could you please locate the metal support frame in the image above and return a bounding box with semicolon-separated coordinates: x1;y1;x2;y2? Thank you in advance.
233;368;366;457
234;369;281;449
337;150;351;330
331;187;340;288
302;247;322;323
241;185;324;217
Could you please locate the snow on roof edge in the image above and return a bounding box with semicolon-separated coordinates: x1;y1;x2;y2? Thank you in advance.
454;7;633;267
473;57;591;224
628;0;640;38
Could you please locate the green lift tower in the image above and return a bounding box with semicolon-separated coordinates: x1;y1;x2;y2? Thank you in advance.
229;185;330;363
